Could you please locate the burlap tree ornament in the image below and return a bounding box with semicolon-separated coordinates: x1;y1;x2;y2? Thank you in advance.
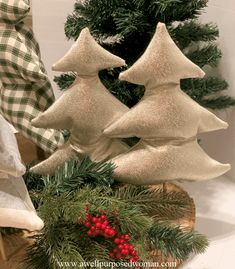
104;23;230;184
0;115;44;231
0;0;64;153
30;28;129;175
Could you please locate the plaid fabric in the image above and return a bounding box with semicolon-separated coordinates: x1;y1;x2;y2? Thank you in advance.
0;0;30;23
0;4;64;153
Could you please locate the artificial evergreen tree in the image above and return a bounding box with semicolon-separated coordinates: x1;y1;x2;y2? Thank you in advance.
55;0;235;110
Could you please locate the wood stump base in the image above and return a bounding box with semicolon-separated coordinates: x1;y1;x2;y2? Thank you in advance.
149;183;195;269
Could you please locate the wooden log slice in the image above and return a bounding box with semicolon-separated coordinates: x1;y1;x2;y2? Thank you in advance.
147;183;195;269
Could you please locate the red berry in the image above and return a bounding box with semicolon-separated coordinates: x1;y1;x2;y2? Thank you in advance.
101;224;107;230
124;234;130;240
92;217;98;223
104;228;111;234
134;256;139;261
113;248;118;253
114;238;120;244
91;226;96;231
103;220;108;226
122;243;128;249
101;215;106;220
86;213;92;219
128;245;134;250
95;229;101;235
116;253;122;259
121;249;129;255
130;258;135;262
131;250;137;256
120;239;125;244
109;252;115;258
108;229;115;236
118;244;124;249
87;230;93;236
95;222;101;228
83;221;91;227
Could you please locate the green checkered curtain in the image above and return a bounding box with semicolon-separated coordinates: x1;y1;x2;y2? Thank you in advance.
0;0;64;153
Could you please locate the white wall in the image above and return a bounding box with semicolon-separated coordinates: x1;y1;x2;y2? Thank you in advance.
32;0;74;98
198;0;235;180
32;0;235;179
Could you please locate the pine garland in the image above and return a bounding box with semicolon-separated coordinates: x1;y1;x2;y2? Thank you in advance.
23;158;208;269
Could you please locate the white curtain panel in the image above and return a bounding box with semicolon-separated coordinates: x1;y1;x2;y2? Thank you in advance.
0;114;44;231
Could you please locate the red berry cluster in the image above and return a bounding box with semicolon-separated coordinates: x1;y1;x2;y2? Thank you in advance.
110;234;139;262
82;213;139;262
83;214;115;238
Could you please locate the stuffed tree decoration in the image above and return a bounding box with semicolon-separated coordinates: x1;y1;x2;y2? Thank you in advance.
0;115;44;231
104;23;230;184
30;28;129;175
0;0;64;153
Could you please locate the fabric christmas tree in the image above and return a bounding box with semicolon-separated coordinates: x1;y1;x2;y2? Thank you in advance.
0;0;64;153
30;28;129;175
104;23;230;184
0;115;44;231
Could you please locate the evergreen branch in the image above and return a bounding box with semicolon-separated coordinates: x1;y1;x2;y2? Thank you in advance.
25;186;153;267
43;158;115;194
115;208;153;238
24;223;86;269
186;45;222;68
113;10;151;37
24;167;45;192
23;167;45;208
65;14;89;40
38;194;69;225
146;0;208;22
95;34;124;45
181;77;229;99
198;96;235;109
70;186;153;236
170;21;219;49
102;77;144;107
114;185;193;220
148;223;209;260
65;0;127;40
54;73;76;90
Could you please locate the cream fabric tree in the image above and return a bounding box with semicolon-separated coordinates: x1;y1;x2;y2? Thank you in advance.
104;23;230;184
30;28;129;175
